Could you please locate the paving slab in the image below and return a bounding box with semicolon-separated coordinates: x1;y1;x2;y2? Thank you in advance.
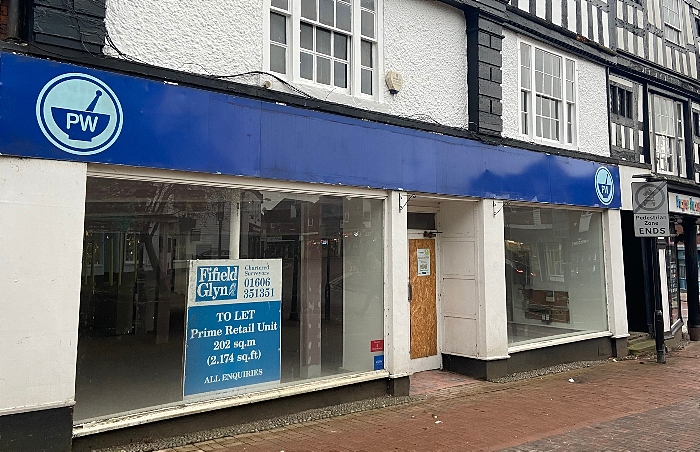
141;341;700;452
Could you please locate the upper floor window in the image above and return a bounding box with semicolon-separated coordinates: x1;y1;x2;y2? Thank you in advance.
662;0;683;44
268;0;377;96
651;94;686;176
610;85;633;120
520;42;577;145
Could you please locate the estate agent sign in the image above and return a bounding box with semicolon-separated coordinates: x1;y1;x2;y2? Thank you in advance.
183;259;282;397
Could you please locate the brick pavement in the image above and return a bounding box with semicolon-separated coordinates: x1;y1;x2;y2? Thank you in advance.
156;342;700;452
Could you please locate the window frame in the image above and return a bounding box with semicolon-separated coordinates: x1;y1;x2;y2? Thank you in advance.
662;0;683;45
650;93;686;177
519;40;578;147
610;85;634;120
265;0;380;99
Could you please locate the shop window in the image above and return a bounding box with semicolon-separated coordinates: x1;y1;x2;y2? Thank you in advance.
269;0;378;96
504;206;608;346
520;41;577;145
650;94;686;176
666;235;681;325
75;178;384;422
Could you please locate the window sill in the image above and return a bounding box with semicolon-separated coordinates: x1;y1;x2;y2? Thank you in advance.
508;330;613;353
517;134;580;152
655;170;686;178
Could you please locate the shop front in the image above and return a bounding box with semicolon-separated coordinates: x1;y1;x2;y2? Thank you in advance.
0;50;625;450
618;175;700;344
667;190;700;339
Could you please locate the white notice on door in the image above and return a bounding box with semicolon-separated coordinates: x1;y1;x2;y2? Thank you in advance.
417;248;430;276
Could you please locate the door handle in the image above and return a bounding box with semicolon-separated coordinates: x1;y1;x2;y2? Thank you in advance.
408;281;412;302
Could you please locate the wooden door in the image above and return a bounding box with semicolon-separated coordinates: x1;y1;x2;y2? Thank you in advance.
409;238;437;359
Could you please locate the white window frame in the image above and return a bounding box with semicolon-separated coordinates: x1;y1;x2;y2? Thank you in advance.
519;39;578;147
662;0;683;45
264;0;381;100
650;94;686;177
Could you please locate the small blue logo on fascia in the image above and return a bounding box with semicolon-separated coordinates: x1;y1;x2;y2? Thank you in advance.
595;167;614;206
36;73;123;155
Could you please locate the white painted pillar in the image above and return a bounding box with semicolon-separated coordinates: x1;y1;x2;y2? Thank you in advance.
0;157;87;415
476;200;509;359
385;191;410;378
602;209;629;338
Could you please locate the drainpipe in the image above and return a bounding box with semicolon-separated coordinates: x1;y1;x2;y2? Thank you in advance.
6;0;21;42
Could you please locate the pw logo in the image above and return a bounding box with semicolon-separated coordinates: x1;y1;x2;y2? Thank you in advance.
595;167;614;206
36;73;123;155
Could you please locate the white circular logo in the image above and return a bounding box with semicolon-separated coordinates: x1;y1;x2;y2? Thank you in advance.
36;73;123;155
595;166;614;206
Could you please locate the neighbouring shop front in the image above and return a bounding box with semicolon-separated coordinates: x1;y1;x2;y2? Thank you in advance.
666;190;700;337
620;180;700;342
0;50;625;450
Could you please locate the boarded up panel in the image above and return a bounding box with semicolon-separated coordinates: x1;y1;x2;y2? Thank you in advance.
409;238;437;359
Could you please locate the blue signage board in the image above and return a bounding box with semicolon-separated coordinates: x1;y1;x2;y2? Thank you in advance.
184;259;282;397
194;265;240;302
0;52;621;209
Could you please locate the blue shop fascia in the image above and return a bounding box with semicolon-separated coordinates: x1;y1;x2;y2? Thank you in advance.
0;50;624;451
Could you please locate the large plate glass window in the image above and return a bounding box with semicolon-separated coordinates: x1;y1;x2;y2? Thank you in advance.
75;178;384;423
504;206;608;346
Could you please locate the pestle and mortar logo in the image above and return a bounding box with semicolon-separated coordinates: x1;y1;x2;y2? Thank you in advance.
36;73;123;155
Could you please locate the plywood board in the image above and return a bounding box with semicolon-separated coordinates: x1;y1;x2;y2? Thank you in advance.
409;238;437;359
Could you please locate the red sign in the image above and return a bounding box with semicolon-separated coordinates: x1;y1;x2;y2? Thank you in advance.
370;340;384;352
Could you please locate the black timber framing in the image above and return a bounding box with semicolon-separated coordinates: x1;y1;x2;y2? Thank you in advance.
466;7;505;135
503;4;617;65
32;0;106;53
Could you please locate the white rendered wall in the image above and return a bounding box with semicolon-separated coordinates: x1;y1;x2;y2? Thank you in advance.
383;0;468;129
0;157;87;415
104;0;263;77
501;29;610;157
104;0;468;129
